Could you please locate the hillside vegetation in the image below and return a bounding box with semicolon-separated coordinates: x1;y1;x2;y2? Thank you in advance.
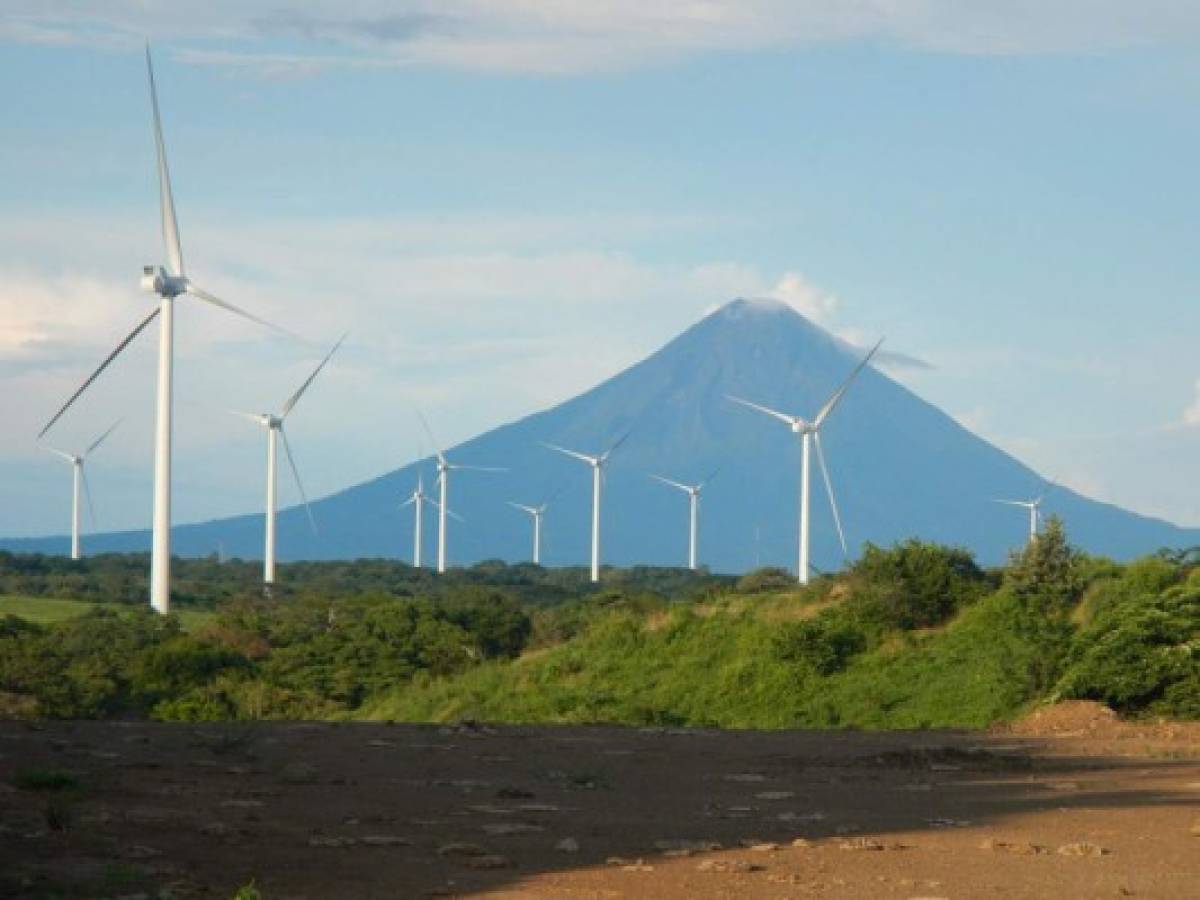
1;521;1197;726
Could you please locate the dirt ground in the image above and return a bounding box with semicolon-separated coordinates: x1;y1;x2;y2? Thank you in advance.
2;703;1198;899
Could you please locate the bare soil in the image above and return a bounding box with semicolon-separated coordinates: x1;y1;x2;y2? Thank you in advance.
2;706;1198;899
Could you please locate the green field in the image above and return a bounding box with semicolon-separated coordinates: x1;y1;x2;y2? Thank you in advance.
0;595;214;631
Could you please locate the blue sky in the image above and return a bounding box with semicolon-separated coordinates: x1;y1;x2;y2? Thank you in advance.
2;2;1200;538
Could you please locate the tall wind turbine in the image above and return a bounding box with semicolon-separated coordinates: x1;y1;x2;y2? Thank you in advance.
418;415;504;574
508;501;548;565
993;480;1056;544
233;336;343;587
39;46;284;615
728;339;882;584
401;472;455;568
43;421;121;560
542;433;629;583
648;468;718;571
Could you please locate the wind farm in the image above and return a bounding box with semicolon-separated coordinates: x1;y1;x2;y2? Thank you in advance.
3;10;1200;900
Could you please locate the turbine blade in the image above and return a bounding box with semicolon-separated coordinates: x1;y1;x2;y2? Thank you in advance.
80;465;98;526
83;419;122;457
416;410;447;464
428;497;466;523
400;495;417;508
454;464;507;473
186;285;294;337
601;430;632;461
229;409;266;425
699;465;722;489
146;45;184;277
813;432;848;560
281;333;345;418
648;473;690;493
43;446;75;463
992;499;1033;508
279;426;317;536
725;394;797;426
1036;478;1058;504
540;441;595;464
508;501;537;515
813;338;884;429
39;307;160;440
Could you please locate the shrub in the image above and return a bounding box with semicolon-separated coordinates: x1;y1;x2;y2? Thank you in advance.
849;540;988;630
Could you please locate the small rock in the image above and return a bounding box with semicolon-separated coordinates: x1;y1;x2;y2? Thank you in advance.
696;859;764;873
927;817;971;828
654;839;722;854
747;842;780;852
482;822;544;836
791;838;813;848
839;838;885;851
360;835;410;846
279;762;319;785
437;842;489;857
465;854;509;869
979;839;1048;855
555;837;580;853
1056;841;1109;857
755;791;795;801
308;836;357;848
1190;820;1200;837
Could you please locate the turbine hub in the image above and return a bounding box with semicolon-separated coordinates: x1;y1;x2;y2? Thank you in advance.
140;265;187;298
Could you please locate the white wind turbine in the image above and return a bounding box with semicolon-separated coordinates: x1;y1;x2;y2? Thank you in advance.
418;415;504;574
43;421;121;561
400;471;462;568
993;480;1056;544
728;339;882;584
542;433;630;583
39;46;286;615
648;467;719;571
233;336;344;587
508;500;549;565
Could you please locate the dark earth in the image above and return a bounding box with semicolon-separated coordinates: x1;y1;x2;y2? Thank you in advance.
2;703;1198;898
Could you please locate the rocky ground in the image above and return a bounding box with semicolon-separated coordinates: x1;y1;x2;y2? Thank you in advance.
1;703;1198;899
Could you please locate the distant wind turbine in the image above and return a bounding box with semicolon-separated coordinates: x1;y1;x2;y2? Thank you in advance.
38;46;287;614
233;336;343;587
993;479;1056;544
418;414;504;573
508;501;549;565
42;420;121;560
542;433;630;583
728;339;882;584
400;472;461;568
648;468;718;571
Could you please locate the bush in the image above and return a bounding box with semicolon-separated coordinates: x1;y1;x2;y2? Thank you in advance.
849;540;988;630
773;615;866;675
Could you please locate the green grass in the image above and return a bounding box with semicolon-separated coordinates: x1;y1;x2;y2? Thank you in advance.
361;591;1046;730
0;595;214;631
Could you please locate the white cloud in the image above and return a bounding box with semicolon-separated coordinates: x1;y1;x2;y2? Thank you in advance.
6;2;1200;75
766;272;838;323
1183;377;1200;427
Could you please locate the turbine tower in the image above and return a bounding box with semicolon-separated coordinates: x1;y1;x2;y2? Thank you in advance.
234;336;343;587
542;433;629;583
401;472;449;568
43;421;121;560
39;46;284;614
993;480;1056;544
728;339;882;584
418;415;504;574
648;468;718;571
508;501;548;565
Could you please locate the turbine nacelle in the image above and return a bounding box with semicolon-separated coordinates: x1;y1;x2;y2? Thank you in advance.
140;265;187;298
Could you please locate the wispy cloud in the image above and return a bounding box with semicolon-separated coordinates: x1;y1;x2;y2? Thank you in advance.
6;2;1200;76
1181;377;1200;427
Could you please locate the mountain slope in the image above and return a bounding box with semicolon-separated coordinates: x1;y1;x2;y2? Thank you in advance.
7;298;1197;570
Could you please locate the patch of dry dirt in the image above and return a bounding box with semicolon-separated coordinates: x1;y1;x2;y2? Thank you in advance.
1;709;1197;898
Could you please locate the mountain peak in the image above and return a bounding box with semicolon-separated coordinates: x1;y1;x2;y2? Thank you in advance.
717;296;799;319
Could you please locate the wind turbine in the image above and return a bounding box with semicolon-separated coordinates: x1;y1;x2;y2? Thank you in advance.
418;415;504;574
648;468;718;571
233;336;343;587
400;472;456;568
993;480;1056;544
728;339;882;584
42;420;121;560
508;501;548;565
541;433;630;583
38;46;285;615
